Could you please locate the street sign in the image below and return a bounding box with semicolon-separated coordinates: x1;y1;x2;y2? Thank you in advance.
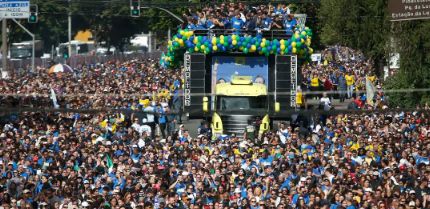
0;0;30;19
388;0;430;21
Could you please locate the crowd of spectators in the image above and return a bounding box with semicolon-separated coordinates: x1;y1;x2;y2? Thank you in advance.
301;46;385;109
2;102;430;208
0;57;428;209
182;2;298;34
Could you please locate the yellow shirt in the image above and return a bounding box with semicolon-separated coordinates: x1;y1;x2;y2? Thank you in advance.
345;75;354;86
311;77;319;87
296;91;303;106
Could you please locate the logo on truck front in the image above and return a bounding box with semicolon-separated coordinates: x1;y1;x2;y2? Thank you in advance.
184;53;191;106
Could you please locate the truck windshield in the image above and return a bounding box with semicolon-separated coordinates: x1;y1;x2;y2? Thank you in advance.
217;96;266;111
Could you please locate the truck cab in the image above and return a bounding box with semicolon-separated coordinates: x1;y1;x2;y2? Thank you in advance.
209;75;270;138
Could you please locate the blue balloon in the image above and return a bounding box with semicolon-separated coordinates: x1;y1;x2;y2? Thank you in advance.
217;43;222;48
202;36;207;42
277;48;281;53
240;37;245;42
267;46;272;51
288;45;292;51
258;47;262;51
177;34;182;39
221;46;226;51
247;43;251;48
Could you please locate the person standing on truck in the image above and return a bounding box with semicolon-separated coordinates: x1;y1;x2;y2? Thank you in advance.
296;86;305;109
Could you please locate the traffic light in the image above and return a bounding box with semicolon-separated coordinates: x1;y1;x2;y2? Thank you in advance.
28;5;38;23
63;51;69;59
130;0;140;17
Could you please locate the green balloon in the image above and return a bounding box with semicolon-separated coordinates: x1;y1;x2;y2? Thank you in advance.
198;36;202;42
223;42;228;47
296;42;302;48
243;48;249;54
262;48;267;53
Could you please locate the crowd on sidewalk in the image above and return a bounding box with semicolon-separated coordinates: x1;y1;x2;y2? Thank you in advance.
300;46;386;109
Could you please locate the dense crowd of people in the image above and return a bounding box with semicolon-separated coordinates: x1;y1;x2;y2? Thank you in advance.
300;46;385;109
2;102;430;208
0;57;427;209
182;2;298;34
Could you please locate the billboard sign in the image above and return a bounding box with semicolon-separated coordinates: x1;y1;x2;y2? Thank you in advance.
211;56;268;94
0;0;30;19
388;0;430;21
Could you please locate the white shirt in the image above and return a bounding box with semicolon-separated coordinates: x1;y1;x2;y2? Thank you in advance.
140;124;152;135
144;106;155;123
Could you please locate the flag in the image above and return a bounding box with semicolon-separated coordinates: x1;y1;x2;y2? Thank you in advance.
366;77;376;106
106;154;114;173
50;88;60;108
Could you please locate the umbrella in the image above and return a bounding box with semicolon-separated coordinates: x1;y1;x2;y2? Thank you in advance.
48;64;73;73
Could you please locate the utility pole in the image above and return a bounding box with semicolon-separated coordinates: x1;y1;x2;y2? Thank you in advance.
1;19;7;78
68;0;72;59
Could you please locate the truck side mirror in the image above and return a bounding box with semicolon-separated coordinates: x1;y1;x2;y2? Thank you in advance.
275;102;280;113
203;97;208;113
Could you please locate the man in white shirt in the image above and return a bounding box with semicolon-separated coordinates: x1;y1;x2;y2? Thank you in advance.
320;92;331;111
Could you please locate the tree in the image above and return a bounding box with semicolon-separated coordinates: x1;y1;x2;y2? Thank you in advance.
384;21;430;107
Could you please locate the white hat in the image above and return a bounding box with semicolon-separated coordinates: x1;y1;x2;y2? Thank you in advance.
234;188;241;193
81;201;90;207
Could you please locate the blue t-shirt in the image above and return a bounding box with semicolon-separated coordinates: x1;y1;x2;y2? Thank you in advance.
231;17;244;30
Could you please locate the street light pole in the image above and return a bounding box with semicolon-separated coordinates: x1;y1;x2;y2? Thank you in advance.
68;0;72;59
1;19;8;78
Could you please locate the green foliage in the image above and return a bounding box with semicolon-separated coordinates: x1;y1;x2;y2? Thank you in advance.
385;20;430;107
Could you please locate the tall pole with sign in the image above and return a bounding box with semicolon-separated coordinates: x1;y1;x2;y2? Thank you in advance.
68;0;72;61
0;0;30;78
1;19;6;78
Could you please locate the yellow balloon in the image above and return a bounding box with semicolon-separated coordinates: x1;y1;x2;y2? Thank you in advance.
280;45;285;50
193;37;198;44
213;45;218;51
292;47;297;54
178;39;184;45
295;31;300;35
239;46;243;51
309;48;314;54
301;31;307;36
194;47;199;52
281;51;285;55
220;39;225;44
295;34;300;39
291;42;297;47
212;38;217;45
280;39;285;45
180;30;185;36
232;35;237;40
168;41;172;46
301;39;305;43
201;45;206;50
220;35;224;40
189;31;194;36
251;45;256;52
232;40;237;45
174;37;179;42
260;42;265;48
